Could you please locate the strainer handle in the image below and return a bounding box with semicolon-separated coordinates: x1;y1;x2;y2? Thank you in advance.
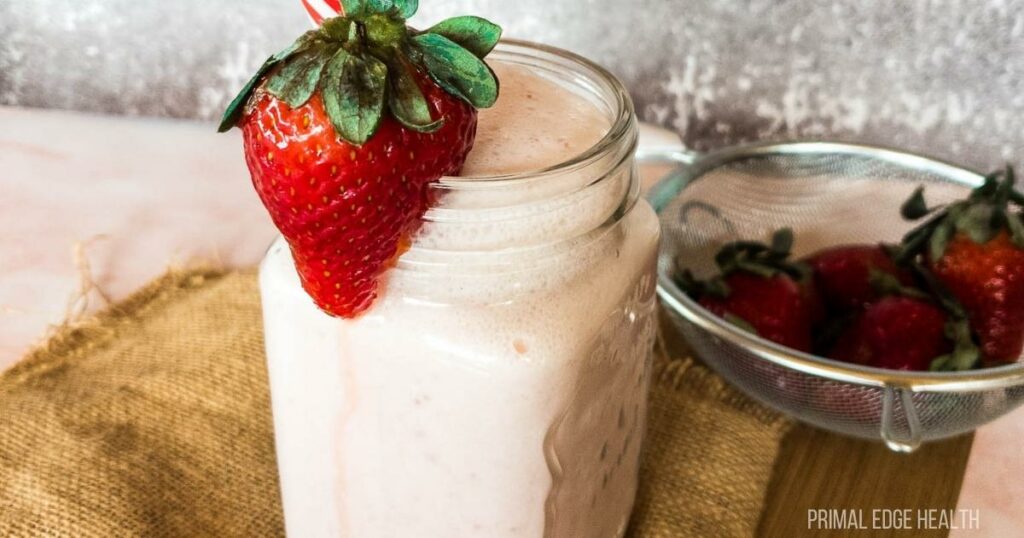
880;384;922;452
636;148;698;166
636;146;700;213
634;122;696;165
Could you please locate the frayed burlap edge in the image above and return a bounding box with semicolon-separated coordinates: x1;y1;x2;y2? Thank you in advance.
1;267;234;388
0;267;282;537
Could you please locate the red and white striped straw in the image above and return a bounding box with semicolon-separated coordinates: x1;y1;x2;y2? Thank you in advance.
300;0;343;25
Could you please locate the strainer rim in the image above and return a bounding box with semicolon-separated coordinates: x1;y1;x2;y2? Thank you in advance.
655;140;1024;392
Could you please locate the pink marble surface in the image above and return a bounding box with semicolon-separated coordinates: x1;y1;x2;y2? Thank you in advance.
0;106;276;365
951;405;1024;537
1;105;1019;534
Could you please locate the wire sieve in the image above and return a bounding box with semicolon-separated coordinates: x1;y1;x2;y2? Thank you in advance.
643;141;1024;452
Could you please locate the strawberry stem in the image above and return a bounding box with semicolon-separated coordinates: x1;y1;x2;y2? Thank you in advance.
897;165;1024;262
218;2;502;144
676;228;809;299
931;319;981;371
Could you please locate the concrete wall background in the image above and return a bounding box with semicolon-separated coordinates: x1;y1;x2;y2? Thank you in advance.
2;0;1022;170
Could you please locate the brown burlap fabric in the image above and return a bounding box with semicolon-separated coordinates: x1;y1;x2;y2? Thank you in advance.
628;358;793;536
0;269;791;537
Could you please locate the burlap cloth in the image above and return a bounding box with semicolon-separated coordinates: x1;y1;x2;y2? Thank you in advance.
0;269;792;537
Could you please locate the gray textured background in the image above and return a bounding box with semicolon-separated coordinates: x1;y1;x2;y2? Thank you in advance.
2;0;1023;169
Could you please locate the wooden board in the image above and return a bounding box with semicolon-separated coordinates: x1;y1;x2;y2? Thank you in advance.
758;426;973;537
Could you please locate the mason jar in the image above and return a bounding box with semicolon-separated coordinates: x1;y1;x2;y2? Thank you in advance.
260;40;661;538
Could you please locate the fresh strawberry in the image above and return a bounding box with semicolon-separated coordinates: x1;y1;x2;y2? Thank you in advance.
930;231;1024;364
698;273;815;352
828;296;952;371
238;83;474;316
805;244;913;312
898;167;1024;364
678;229;818;352
218;2;502;316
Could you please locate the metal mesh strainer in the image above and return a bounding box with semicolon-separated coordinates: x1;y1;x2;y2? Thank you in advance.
645;141;1024;452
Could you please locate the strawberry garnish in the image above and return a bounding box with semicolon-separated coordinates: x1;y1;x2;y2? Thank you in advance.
898;167;1024;365
677;229;820;352
219;1;501;317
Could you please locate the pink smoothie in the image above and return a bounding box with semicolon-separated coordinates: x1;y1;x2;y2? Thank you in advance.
261;55;659;538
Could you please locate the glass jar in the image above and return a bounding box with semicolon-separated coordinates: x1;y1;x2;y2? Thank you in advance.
260;40;660;538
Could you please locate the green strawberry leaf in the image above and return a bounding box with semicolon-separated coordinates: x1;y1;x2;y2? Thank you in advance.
711;229;805;280
1007;212;1024;248
929;218;954;262
911;261;968;319
972;173;1000;200
358;0;416;17
413;32;499;108
706;276;731;298
994;165;1015;205
770;227;794;256
900;186;930;220
266;44;336;108
367;0;392;12
218;56;277;132
675;270;730;299
321;48;388;145
787;260;813;280
427;16;502;58
868;268;928;300
734;260;779;278
321;16;356;41
388;59;443;132
930;319;980;371
1010;188;1024;207
217;31;320;132
341;0;367;17
714;243;740;271
675;269;702;296
394;0;418;18
955;203;998;244
723;313;758;335
1003;166;1024;207
896;210;945;263
278;31;320;60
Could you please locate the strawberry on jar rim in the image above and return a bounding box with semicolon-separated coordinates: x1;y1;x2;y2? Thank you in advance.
219;0;502;317
897;167;1024;365
677;228;820;353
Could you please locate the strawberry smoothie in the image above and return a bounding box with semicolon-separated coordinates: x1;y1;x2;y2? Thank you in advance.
260;43;659;538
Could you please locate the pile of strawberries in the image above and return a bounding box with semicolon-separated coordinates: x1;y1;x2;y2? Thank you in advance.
678;167;1024;371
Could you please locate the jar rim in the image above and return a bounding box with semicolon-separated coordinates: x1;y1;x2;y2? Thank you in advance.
432;39;636;190
401;38;641;266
